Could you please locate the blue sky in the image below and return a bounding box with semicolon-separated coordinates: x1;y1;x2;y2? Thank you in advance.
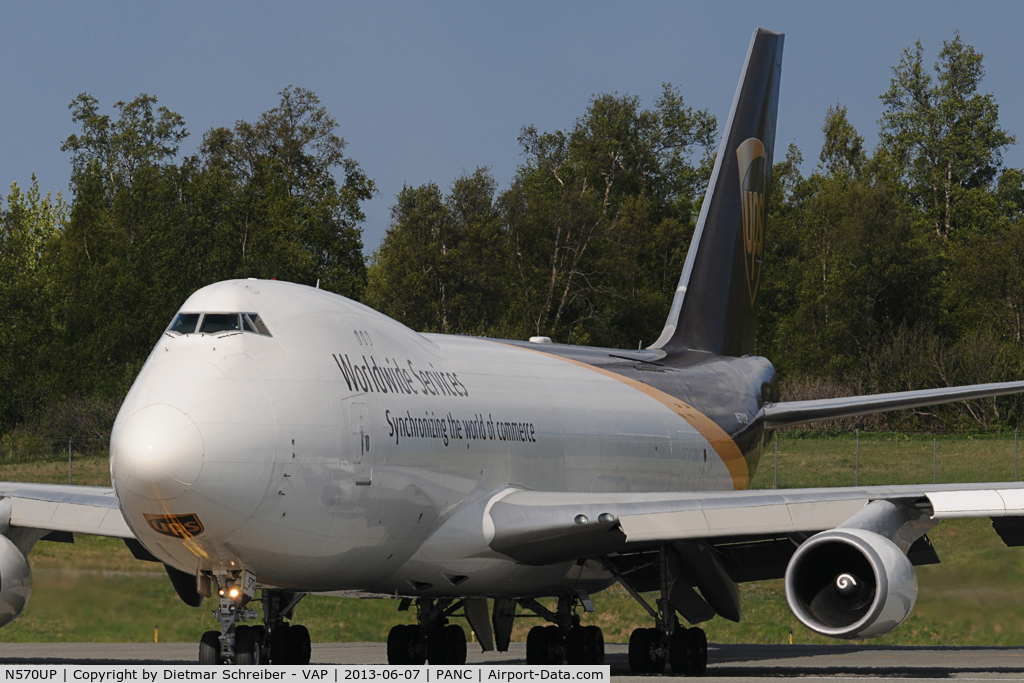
2;1;1022;253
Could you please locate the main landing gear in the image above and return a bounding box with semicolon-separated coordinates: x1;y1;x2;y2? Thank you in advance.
387;598;468;665
522;596;605;666
261;589;312;664
606;545;711;676
627;622;707;675
386;595;604;667
197;574;311;665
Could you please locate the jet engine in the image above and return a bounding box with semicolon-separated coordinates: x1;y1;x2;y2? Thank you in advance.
784;528;916;639
0;534;32;628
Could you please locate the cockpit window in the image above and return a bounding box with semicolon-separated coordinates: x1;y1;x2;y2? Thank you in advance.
244;313;272;337
167;311;271;337
169;313;200;334
200;313;241;334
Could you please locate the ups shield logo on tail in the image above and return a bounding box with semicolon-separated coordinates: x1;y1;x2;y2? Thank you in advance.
144;513;205;539
737;138;767;306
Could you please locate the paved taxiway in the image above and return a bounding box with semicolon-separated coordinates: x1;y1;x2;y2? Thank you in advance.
2;642;1023;680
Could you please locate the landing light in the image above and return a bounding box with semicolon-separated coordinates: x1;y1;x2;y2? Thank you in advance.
228;587;240;599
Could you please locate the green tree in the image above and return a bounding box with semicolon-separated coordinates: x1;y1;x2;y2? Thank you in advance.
946;216;1024;343
0;177;68;428
45;161;139;398
879;33;1016;239
760;110;940;380
199;86;375;296
61;93;188;203
365;169;506;334
43;87;376;412
503;84;716;345
820;104;866;178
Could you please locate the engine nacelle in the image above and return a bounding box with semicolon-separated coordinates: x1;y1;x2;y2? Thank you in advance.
785;528;916;639
0;534;31;627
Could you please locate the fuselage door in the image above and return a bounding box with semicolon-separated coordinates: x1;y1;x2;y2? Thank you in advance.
351;402;372;486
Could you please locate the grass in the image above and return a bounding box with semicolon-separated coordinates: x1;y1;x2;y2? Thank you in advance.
1;438;1024;645
751;431;1022;490
0;452;114;487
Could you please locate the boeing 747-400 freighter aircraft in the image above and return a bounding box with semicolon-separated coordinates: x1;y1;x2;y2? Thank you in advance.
4;28;1024;674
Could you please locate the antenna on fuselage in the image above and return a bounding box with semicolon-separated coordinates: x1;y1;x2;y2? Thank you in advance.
316;279;320;289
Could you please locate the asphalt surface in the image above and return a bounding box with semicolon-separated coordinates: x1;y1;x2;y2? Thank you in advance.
2;642;1024;680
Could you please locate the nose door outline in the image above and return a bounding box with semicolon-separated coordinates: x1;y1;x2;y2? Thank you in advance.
350;402;372;486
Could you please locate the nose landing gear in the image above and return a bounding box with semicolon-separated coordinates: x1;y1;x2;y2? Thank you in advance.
199;574;260;665
196;573;311;665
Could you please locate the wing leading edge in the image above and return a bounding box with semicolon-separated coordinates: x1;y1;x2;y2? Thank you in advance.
761;380;1024;429
484;482;1024;566
0;483;133;539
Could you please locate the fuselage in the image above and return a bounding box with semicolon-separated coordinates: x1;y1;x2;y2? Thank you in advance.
109;280;777;598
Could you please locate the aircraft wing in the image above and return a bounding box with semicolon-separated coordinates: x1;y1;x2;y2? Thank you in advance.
0;483;133;538
486;482;1024;566
762;380;1024;429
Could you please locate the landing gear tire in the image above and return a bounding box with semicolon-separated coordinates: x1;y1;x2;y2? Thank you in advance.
545;625;563;664
267;622;311;664
566;625;604;665
566;627;585;665
427;624;466;665
685;627;707;676
587;625;605;665
526;626;546;664
289;624;312;665
271;623;291;664
669;627;707;676
235;626;261;665
387;625;411;665
388;624;426;665
527;625;564;664
199;630;221;664
444;624;467;665
669;627;688;675
628;628;665;674
426;627;444;664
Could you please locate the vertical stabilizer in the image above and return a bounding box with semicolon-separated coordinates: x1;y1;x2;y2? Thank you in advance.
651;28;784;357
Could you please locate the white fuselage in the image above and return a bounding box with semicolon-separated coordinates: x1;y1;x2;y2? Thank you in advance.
110;280;740;597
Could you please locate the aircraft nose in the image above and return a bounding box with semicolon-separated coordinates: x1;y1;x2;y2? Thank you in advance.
111;404;204;500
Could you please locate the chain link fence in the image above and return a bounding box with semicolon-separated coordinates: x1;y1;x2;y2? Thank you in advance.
0;433;109;484
756;430;1021;490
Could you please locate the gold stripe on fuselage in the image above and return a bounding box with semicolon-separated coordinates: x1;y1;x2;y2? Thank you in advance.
509;345;750;490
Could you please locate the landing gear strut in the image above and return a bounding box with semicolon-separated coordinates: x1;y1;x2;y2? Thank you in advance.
387;599;468;665
197;574;311;665
199;574;260;665
609;546;709;676
262;589;311;664
522;596;605;666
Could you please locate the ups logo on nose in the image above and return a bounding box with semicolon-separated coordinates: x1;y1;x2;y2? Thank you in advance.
144;513;205;539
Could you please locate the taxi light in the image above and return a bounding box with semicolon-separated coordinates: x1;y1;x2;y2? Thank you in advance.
228;587;240;599
218;589;225;597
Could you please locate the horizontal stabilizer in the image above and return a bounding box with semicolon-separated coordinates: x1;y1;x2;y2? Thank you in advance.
762;380;1024;429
